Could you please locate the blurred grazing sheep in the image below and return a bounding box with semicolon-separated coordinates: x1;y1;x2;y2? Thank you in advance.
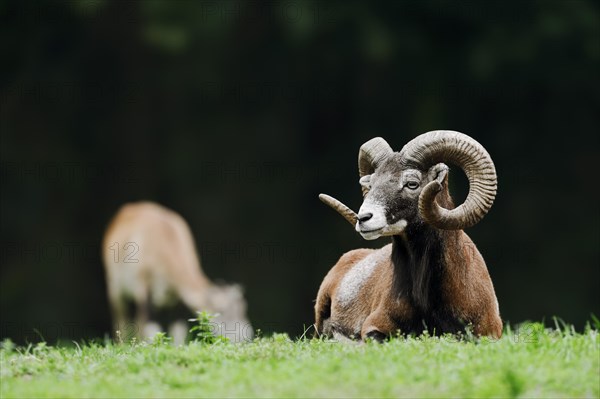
102;201;252;344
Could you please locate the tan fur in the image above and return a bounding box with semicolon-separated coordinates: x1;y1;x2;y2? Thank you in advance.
103;201;250;342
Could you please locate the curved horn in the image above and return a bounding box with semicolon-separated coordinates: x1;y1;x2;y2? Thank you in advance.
398;130;497;230
319;194;358;226
358;137;393;195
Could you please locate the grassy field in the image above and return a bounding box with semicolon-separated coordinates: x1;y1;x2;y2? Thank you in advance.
1;322;598;398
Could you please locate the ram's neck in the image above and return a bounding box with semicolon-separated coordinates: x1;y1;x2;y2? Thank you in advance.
391;225;461;312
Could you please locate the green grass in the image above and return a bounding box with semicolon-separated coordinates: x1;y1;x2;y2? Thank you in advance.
1;323;598;398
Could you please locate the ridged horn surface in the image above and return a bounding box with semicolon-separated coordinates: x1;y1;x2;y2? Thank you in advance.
319;194;358;226
398;130;497;230
358;137;393;195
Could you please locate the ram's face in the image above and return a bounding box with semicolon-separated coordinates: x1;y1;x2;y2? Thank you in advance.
356;157;448;240
319;132;496;237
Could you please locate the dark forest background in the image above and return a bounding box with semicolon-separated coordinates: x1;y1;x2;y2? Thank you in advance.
1;0;598;343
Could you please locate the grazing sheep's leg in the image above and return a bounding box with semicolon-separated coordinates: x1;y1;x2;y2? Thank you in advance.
169;320;189;345
134;289;150;340
107;287;128;340
143;321;162;341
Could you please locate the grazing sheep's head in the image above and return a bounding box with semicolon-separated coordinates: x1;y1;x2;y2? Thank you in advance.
320;131;497;240
208;283;253;341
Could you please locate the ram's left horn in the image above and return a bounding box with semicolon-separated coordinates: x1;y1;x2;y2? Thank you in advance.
319;194;358;226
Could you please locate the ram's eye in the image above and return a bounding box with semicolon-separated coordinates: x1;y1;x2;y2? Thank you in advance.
405;181;419;190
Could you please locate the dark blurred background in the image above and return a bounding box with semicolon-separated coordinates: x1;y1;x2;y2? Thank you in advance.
1;0;598;343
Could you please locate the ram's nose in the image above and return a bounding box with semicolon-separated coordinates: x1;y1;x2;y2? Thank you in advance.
357;212;373;223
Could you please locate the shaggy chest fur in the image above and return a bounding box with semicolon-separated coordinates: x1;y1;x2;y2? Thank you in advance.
391;228;468;335
328;229;468;338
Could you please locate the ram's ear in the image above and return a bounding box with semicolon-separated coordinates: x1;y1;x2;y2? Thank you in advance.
359;174;373;196
427;163;449;185
359;174;372;189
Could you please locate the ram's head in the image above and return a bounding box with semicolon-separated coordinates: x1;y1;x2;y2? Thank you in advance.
320;131;497;240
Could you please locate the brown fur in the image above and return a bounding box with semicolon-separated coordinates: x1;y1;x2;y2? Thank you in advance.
315;184;502;341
